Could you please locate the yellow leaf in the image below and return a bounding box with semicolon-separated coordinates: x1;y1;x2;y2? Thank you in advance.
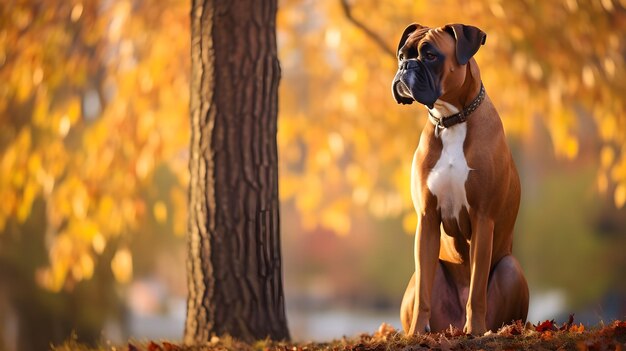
27;154;42;176
582;65;595;88
76;219;99;241
597;114;617;140
79;253;94;280
17;180;38;222
1;143;16;176
16;66;32;102
42;233;73;292
600;146;615;169
615;184;626;209
71;3;83;22
324;27;341;48
92;233;106;254
328;132;344;157
135;148;154;179
153;201;167;223
611;157;626;182
98;196;115;221
67;97;81;123
59;114;71;137
111;247;133;284
50;261;68;292
70;179;89;220
563;136;578;159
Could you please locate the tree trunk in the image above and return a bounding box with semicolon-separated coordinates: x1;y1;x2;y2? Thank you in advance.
184;0;289;344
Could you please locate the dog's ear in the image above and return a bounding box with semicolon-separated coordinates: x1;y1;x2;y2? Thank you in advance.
397;23;426;58
444;24;486;65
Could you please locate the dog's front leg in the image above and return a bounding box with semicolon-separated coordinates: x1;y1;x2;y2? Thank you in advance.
409;212;441;335
464;215;494;336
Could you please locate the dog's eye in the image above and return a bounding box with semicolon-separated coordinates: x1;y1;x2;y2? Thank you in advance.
398;53;405;61
424;53;437;61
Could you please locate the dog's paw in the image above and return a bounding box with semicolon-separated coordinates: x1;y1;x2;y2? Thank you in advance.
463;323;487;336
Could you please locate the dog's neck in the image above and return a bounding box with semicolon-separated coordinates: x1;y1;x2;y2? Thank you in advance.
438;61;482;111
427;99;460;119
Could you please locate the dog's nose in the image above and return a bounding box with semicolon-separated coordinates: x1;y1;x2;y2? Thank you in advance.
400;59;420;70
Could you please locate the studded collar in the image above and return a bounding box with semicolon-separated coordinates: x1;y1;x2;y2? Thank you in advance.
428;83;485;137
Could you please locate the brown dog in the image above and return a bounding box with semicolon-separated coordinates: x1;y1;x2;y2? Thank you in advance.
391;23;529;336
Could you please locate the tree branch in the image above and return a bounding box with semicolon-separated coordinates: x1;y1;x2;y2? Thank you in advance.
339;0;395;58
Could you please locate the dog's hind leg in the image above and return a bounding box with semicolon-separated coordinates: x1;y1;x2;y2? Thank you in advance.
430;261;465;332
486;255;529;331
401;261;464;334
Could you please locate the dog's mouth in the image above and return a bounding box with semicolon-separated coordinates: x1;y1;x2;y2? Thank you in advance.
392;77;416;105
395;80;413;99
392;70;440;109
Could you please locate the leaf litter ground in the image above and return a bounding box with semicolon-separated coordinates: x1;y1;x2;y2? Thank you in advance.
54;317;626;351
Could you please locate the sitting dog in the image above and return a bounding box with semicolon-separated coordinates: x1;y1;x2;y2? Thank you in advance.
391;23;529;336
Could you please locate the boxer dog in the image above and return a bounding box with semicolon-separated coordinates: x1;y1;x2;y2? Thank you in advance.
391;23;529;336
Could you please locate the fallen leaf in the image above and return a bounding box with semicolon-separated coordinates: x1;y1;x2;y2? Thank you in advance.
444;325;465;337
570;323;585;334
535;319;557;332
498;320;524;336
162;342;181;351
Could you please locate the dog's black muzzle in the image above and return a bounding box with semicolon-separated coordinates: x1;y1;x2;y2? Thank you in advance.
392;59;440;109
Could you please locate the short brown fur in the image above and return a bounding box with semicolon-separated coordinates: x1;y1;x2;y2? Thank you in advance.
397;24;529;336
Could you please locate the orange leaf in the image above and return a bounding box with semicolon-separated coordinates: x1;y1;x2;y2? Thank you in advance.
162;342;181;351
498;320;524;336
569;323;585;334
535;319;556;332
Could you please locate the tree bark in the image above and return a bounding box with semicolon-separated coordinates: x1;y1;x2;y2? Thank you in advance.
184;0;289;344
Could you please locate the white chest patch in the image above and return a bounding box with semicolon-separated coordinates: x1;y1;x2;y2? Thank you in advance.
426;101;472;220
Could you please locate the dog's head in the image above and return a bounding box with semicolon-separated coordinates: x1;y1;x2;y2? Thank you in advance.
391;23;486;108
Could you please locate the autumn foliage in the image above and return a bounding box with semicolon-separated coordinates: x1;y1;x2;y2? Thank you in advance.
1;0;190;291
277;0;626;237
2;0;626;292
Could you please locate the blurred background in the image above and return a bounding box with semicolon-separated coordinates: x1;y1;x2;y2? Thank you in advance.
1;0;626;350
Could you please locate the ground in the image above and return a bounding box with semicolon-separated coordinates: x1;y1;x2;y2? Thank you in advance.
53;318;626;351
